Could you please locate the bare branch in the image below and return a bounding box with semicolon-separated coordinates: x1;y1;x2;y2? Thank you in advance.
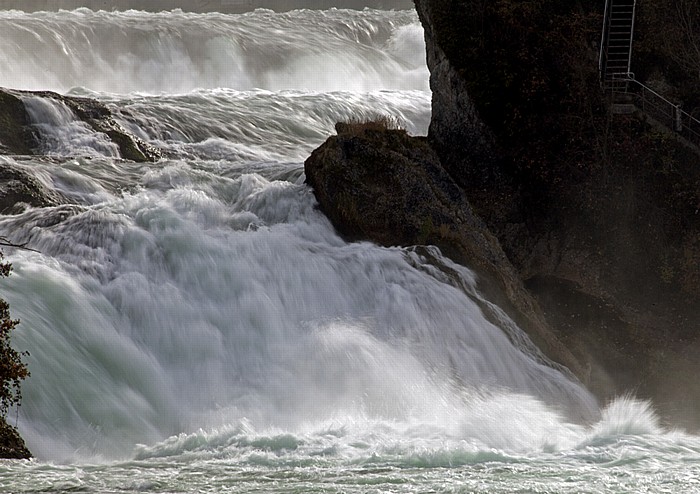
0;237;39;253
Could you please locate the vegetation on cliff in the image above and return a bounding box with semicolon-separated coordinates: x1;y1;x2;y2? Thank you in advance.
0;253;28;416
0;252;30;459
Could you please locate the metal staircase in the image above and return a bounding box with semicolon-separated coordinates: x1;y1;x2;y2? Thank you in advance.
598;0;700;151
599;0;637;87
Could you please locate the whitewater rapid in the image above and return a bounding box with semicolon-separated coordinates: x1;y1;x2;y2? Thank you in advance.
0;8;428;94
1;7;699;494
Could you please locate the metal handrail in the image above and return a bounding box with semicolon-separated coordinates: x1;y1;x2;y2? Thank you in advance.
599;0;612;76
610;73;700;148
627;1;638;78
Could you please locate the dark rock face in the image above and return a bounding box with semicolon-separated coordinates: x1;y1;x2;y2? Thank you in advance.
412;0;700;426
305;123;587;383
0;164;62;214
0;88;160;162
0;418;30;459
413;0;496;187
0;91;37;156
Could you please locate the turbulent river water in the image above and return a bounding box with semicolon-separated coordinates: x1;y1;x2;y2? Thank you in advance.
1;6;700;493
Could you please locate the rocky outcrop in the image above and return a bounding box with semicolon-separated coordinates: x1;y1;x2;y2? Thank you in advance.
0;91;35;156
0;88;160;162
305;122;588;383
0;164;62;214
0;418;30;459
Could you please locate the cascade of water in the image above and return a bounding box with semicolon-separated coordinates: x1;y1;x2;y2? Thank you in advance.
0;8;428;94
23;96;121;157
0;157;596;461
0;6;604;466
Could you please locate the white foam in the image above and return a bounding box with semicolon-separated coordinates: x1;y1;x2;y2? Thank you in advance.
0;9;428;94
1;169;597;461
23;96;121;158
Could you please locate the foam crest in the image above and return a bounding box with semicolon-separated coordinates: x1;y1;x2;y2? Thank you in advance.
583;396;662;445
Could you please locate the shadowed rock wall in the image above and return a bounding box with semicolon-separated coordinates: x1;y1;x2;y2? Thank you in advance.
412;0;700;427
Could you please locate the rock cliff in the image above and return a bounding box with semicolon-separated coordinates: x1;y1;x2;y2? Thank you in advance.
411;0;700;427
307;0;700;427
306;122;589;398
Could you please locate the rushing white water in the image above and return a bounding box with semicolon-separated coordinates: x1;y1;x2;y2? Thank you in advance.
1;6;699;494
23;96;122;158
0;8;428;93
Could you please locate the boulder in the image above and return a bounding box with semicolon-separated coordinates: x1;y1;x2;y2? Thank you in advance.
305;122;588;384
0;164;61;214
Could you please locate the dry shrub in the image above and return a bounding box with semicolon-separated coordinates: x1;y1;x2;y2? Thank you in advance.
335;115;405;136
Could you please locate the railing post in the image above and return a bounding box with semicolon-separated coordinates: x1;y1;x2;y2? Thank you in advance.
599;0;611;81
628;0;638;77
675;105;683;132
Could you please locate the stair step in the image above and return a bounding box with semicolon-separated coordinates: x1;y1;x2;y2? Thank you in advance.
602;0;636;87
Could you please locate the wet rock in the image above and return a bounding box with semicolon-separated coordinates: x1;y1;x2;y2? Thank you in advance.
0;418;31;459
411;0;700;427
0;91;38;156
305;123;587;383
0;87;160;162
0;164;61;214
29;90;161;162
